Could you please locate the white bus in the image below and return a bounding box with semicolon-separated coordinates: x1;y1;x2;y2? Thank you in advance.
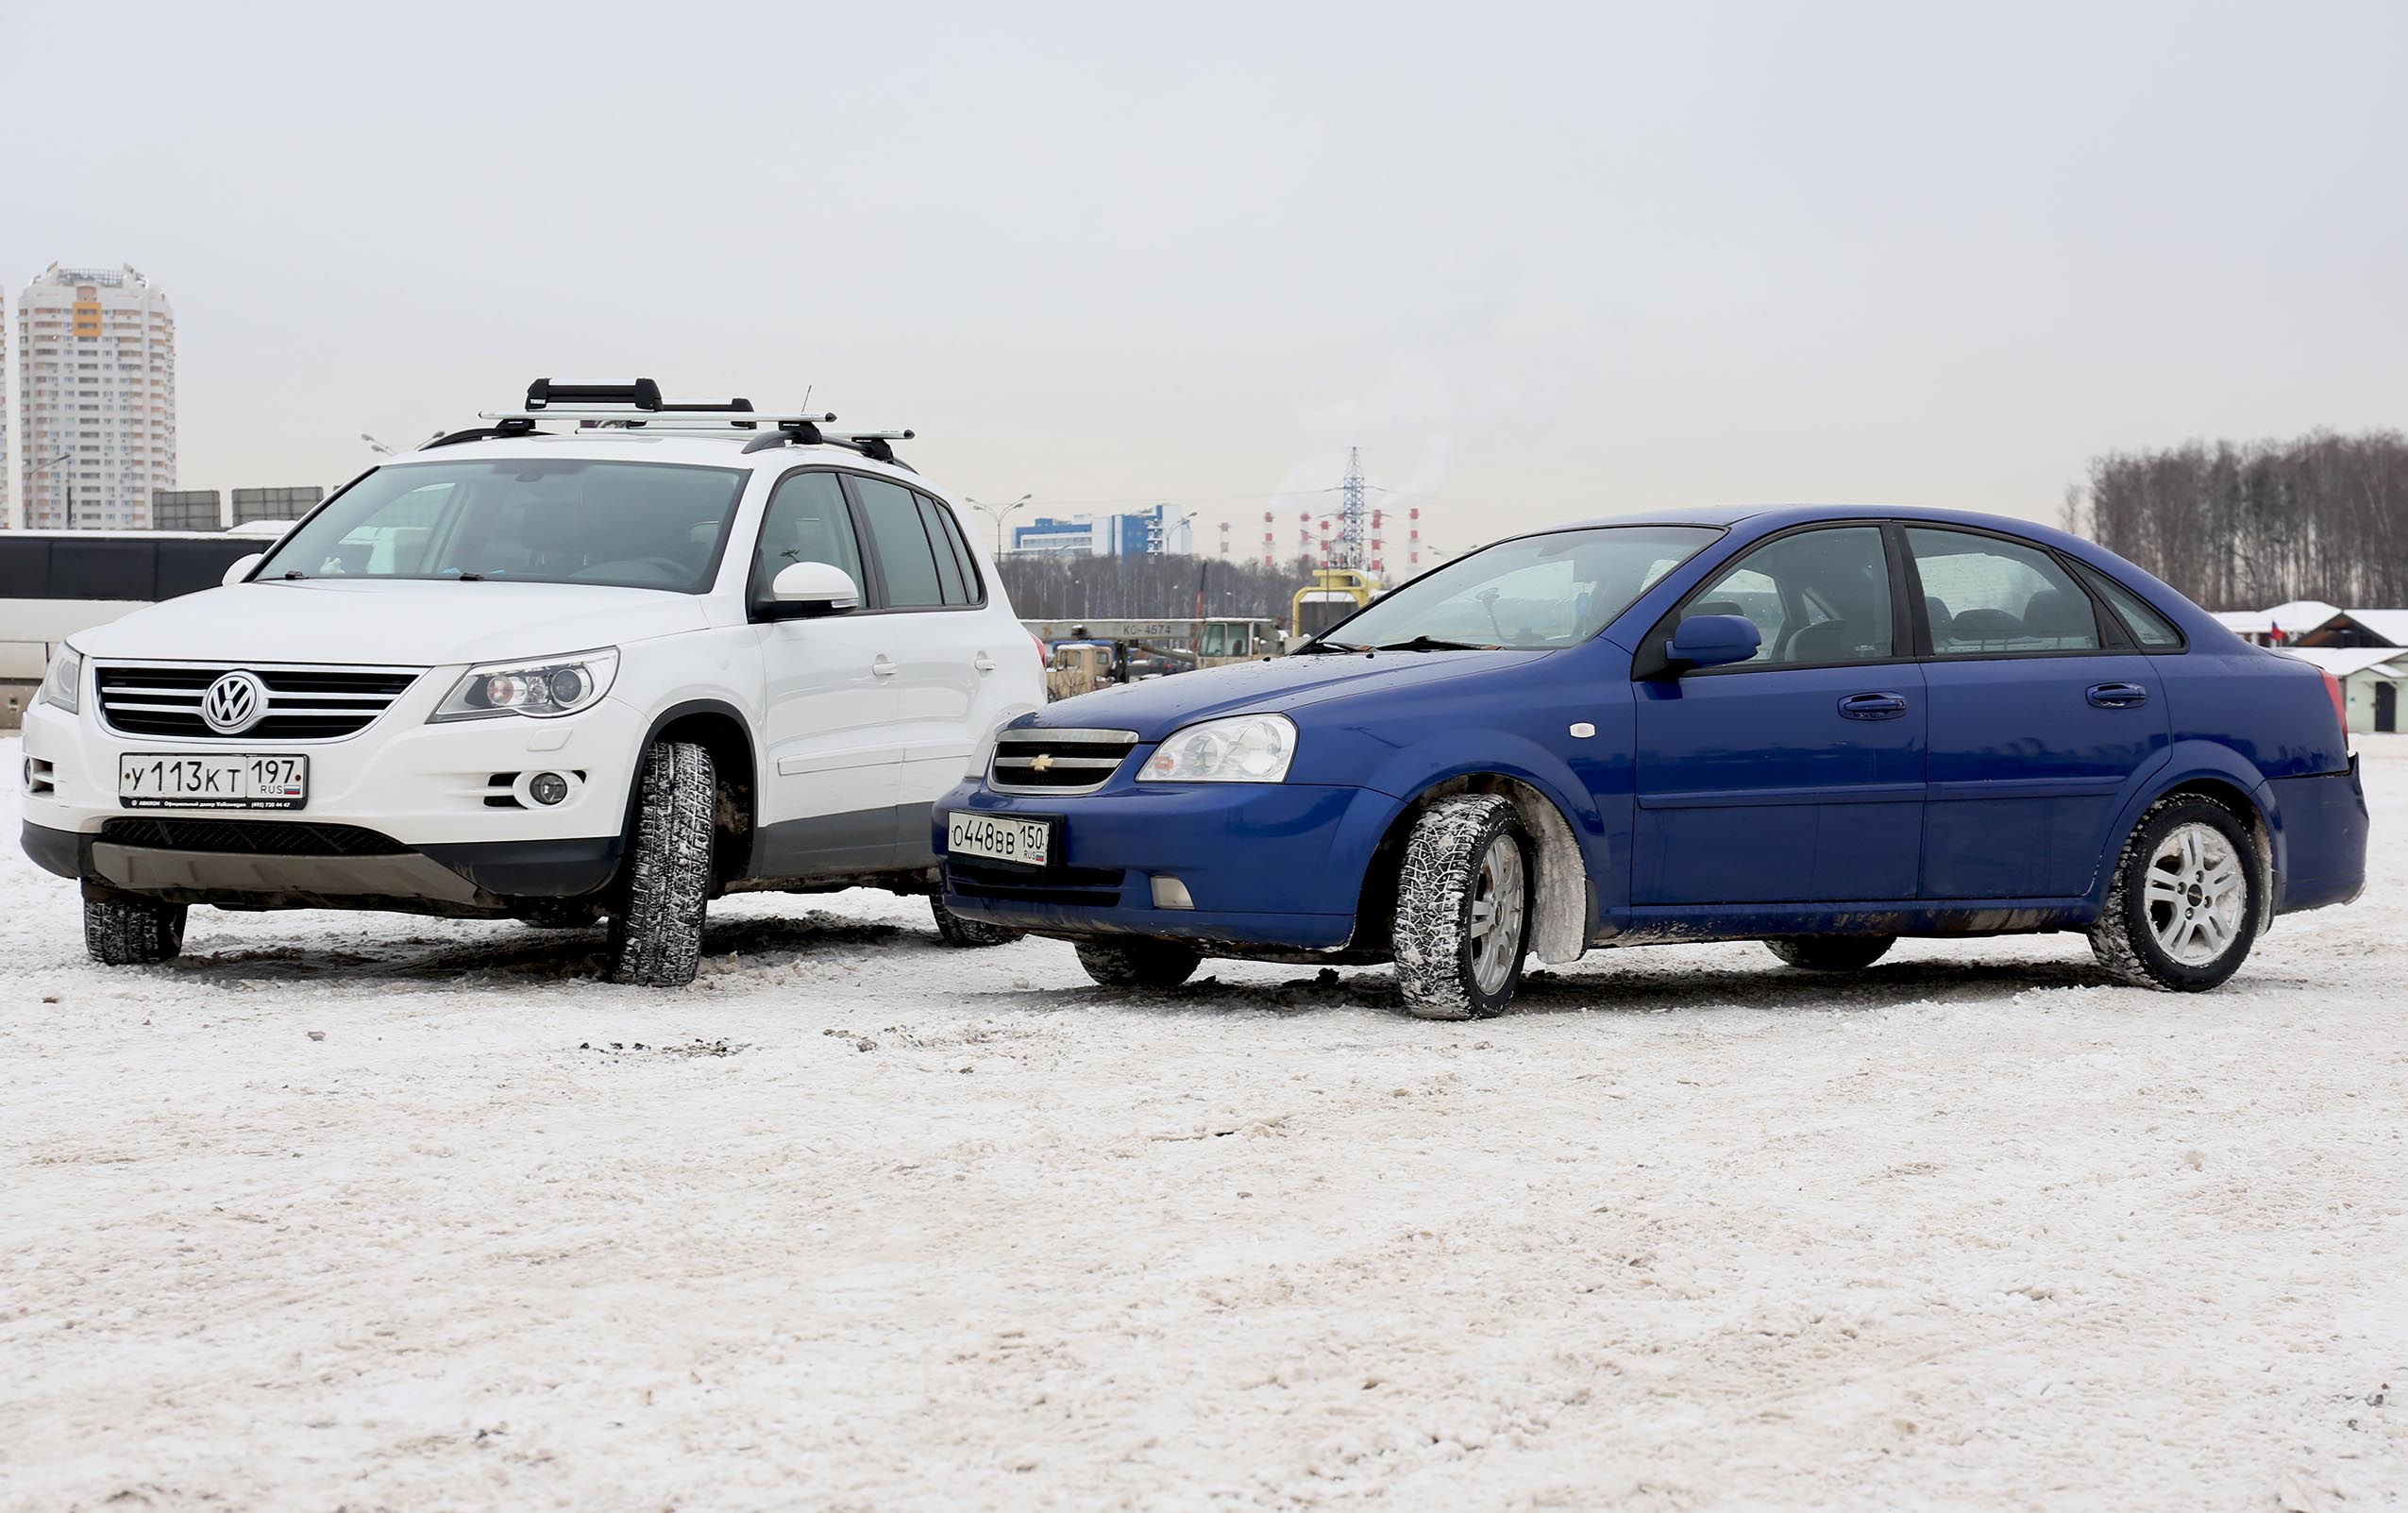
1;529;281;714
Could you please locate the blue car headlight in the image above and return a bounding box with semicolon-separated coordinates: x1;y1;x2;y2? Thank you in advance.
1137;713;1297;783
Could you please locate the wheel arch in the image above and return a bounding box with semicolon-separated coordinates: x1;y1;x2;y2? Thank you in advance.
635;699;759;886
2102;743;2276;931
1353;768;1594;966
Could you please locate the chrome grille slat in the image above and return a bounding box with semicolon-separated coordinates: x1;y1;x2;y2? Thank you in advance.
94;661;426;743
987;726;1140;796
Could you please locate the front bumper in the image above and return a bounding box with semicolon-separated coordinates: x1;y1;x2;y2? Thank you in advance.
934;778;1398;951
17;688;646;912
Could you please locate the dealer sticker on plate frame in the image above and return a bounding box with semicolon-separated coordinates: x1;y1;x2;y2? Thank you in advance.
119;753;309;811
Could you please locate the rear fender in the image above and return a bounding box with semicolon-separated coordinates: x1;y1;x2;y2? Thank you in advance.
2096;739;2278;922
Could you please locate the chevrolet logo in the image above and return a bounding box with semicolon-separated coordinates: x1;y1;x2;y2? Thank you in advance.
1030;753;1055;773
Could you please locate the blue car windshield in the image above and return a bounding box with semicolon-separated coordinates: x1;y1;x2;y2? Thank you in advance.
258;459;749;593
1316;526;1720;649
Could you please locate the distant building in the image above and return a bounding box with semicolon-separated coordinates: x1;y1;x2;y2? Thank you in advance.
151;489;223;530
1009;503;1194;558
1;287;9;527
13;263;177;530
230;485;322;524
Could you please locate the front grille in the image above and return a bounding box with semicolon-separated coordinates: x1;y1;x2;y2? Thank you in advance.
94;663;423;741
988;727;1139;795
99;817;409;856
946;858;1127;907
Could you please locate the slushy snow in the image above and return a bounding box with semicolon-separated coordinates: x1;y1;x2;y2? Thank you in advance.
4;735;2403;1511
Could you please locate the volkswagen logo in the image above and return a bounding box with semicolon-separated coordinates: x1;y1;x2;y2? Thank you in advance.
201;671;268;735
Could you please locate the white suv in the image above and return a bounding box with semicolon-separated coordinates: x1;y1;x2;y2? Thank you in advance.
18;381;1046;986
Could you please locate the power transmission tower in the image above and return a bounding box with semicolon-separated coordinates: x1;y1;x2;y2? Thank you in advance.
1334;446;1368;570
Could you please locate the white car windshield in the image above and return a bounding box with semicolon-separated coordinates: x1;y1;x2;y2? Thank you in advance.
257;459;749;593
1310;526;1720;650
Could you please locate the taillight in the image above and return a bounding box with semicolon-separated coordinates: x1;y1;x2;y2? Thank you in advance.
1031;632;1049;670
2320;668;2348;737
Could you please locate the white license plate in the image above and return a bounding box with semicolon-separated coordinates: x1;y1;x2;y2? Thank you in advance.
947;811;1052;868
119;753;310;810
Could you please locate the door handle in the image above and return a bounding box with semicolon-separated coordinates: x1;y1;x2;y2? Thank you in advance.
2087;681;2148;709
871;656;898;680
1838;691;1909;720
973;651;996;674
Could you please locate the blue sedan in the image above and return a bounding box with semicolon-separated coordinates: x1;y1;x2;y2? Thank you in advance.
937;507;2367;1017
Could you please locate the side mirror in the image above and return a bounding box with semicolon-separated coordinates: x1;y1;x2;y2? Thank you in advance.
766;561;861;620
223;553;263;587
1666;613;1760;671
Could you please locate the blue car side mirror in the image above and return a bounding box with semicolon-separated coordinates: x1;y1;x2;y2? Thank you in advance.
1666;614;1760;670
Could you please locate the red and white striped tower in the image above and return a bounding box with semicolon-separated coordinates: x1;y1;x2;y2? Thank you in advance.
1217;521;1231;556
1261;510;1275;568
1408;507;1423;568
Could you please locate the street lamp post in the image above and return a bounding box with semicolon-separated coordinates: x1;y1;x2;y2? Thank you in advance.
967;493;1033;556
32;452;76;530
362;432;400;456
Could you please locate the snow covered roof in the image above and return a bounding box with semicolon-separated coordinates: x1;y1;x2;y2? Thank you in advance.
2214;600;2341;635
2276;647;2408;680
2328;609;2408;647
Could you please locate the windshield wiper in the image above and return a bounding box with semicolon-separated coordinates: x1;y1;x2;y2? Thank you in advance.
1291;640;1369;655
278;570;309;580
1373;635;1499;652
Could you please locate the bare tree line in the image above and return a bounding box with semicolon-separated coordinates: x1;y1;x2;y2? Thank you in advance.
2073;429;2408;610
992;552;1325;625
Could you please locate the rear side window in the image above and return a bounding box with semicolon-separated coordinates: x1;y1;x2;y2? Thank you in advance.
1906;528;2101;655
2071;562;2184;649
915;494;969;604
919;495;985;605
850;476;946;609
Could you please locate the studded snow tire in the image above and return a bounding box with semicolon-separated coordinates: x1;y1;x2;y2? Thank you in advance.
83;885;187;966
2089;795;2262;992
1392;794;1533;1020
1074;938;1202;988
932;894;1023;948
603;740;716;988
1764;934;1895;972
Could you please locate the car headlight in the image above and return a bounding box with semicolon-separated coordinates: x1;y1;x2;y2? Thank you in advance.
1137;713;1296;783
37;645;82;715
430;647;619;722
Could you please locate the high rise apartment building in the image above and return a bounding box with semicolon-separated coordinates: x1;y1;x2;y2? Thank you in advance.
13;263;177;530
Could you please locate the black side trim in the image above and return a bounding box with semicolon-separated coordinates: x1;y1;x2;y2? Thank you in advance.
417;836;623;899
750;805;905;878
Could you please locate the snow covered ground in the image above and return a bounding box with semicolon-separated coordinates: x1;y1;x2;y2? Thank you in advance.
4;735;2402;1513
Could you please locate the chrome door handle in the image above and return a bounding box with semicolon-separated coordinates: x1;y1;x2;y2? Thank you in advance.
973;652;996;674
1838;691;1910;720
871;656;898;679
2087;681;2148;709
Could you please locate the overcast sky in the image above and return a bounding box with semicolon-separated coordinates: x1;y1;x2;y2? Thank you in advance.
8;0;2403;556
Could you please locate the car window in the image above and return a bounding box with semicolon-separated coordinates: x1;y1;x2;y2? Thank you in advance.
2071;561;2183;649
751;472;865;604
259;460;746;593
1322;526;1718;649
1907;528;2101;655
1685;526;1894;666
930;497;985;604
914;493;973;605
850;476;946;609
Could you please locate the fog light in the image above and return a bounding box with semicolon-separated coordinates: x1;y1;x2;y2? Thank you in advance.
1151;875;1194;910
528;771;571;806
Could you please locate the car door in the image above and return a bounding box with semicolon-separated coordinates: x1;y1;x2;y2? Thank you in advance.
748;469;901;875
843;475;998;864
1631;523;1927;905
1904;525;2172;899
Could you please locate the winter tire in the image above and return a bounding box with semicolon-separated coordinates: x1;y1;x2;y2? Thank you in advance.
1074;938;1203;989
604;740;716;988
931;894;1023;948
83;885;187;966
1765;935;1895;972
2089;796;2262;992
1392;794;1533;1020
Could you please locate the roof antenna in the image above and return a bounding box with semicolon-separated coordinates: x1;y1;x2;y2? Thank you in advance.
800;383;814;412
